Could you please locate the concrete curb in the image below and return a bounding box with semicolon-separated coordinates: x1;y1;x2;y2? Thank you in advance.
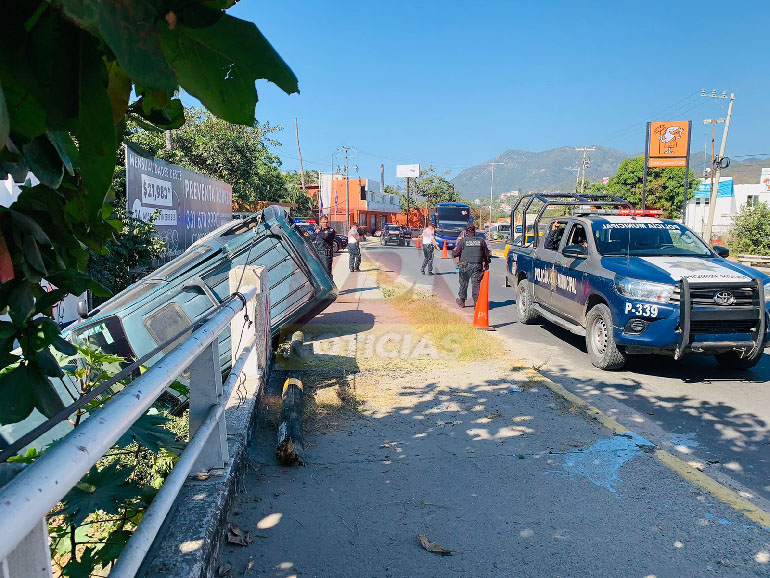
140;369;266;578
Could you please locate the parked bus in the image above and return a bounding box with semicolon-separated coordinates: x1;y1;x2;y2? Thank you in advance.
432;202;472;249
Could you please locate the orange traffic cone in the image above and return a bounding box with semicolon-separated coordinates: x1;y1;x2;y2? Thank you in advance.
441;240;448;259
416;235;422;249
473;270;494;330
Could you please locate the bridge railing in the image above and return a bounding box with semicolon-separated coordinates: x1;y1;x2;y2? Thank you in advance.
0;266;270;578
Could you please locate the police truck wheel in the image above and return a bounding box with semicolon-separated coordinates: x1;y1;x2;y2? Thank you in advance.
333;240;341;253
516;279;539;325
585;304;627;370
714;349;763;370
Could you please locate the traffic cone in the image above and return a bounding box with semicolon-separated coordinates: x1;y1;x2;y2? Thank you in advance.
416;235;422;249
473;270;494;330
441;240;448;259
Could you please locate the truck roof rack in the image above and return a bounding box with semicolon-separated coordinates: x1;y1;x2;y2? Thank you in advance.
509;193;632;248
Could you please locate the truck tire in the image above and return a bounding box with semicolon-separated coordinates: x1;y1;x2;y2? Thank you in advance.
585;303;627;370
333;240;341;253
516;279;539;325
380;236;386;246
714;349;763;370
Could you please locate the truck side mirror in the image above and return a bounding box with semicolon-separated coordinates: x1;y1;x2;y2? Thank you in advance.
562;244;587;259
713;245;729;258
77;300;89;319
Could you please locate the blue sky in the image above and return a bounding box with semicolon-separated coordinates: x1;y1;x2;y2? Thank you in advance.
213;0;769;185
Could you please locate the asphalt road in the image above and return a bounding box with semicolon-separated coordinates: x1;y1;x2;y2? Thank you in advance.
364;241;770;508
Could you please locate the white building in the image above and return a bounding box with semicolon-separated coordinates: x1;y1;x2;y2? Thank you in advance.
684;174;770;243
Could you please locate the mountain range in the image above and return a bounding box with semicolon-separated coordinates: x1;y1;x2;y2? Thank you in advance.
451;146;633;198
452;147;770;199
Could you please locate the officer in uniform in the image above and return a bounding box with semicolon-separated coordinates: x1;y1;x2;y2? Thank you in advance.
452;224;490;307
314;216;336;280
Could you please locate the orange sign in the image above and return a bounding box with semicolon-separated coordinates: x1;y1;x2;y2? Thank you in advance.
648;121;690;159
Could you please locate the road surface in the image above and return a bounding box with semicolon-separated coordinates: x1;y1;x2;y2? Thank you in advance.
364;241;770;508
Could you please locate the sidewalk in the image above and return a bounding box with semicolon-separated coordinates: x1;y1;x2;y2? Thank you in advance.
217;257;770;578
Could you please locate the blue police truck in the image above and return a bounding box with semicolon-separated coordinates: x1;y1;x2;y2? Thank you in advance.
432;202;472;249
505;193;769;370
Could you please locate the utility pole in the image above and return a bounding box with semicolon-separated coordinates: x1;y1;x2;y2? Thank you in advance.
485;162;504;228
294;118;306;191
575;147;595;195
338;145;356;230
702;90;734;244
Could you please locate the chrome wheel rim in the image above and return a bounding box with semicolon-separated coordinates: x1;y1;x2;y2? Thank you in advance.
591;316;608;355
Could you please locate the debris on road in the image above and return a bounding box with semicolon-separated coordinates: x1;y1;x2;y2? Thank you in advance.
227;523;252;546
276;377;305;466
417;534;453;556
217;561;232;575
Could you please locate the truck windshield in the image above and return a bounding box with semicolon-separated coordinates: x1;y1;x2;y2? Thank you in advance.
592;222;713;257
436;206;470;225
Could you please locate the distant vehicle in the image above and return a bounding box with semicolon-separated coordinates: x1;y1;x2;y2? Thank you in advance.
488;222;511;240
294;220;348;252
506;193;770;370
381;224;411;246
432;202;472;249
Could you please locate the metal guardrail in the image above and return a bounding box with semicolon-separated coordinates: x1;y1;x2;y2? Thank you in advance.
0;265;270;577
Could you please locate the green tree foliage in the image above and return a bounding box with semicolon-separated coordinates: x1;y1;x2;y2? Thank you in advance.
281;170;318;217
595;157;698;218
728;201;770;255
0;1;297;426
87;208;166;300
412;166;460;213
122;109;286;204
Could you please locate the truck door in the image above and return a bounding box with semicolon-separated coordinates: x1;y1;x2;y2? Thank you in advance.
553;223;588;321
532;219;566;308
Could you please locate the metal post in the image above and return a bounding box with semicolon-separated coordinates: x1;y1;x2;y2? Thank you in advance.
682;120;692;224
642;123;651;211
2;519;52;577
188;340;227;474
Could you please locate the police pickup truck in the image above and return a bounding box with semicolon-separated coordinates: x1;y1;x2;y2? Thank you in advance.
505;193;769;370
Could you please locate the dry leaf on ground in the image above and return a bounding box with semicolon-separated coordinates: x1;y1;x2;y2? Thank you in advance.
227;523;252;546
417;534;453;556
217;562;232;575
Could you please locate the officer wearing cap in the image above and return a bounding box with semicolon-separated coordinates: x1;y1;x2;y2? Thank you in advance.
452;224;490;307
314;216;336;280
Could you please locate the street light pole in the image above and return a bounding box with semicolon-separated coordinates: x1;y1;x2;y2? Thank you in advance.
702;90;734;244
485;162;503;229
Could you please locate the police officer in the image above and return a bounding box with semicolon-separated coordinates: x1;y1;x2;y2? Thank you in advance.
452;224;490;307
314;216;336;280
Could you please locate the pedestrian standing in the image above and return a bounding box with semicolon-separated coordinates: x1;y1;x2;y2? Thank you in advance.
420;224;439;275
452;224;490;307
348;222;361;272
314;216;336;280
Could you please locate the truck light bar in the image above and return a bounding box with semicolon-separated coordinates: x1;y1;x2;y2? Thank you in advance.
617;208;662;217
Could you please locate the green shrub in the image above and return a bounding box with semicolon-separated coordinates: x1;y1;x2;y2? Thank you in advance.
728;202;770;256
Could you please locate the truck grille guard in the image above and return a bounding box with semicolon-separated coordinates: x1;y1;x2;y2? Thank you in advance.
675;277;766;360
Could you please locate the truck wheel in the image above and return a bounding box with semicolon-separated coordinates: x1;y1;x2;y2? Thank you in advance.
516;279;539;325
585;303;627;370
333;240;341;253
380;237;385;246
714;349;763;370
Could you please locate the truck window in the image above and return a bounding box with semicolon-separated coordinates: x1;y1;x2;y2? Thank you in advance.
592;222;712;257
566;224;588;248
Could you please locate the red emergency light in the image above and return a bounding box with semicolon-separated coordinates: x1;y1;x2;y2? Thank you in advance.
617;208;662;217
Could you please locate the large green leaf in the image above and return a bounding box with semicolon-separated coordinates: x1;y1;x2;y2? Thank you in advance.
46;269;110;297
22;135;64;189
159;11;298;125
47;131;79;176
62;462;137;525
0;80;8;151
118;412;182;453
7;281;34;324
0;364;36;425
57;0;177;91
93;529;132;566
76;32;116;221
